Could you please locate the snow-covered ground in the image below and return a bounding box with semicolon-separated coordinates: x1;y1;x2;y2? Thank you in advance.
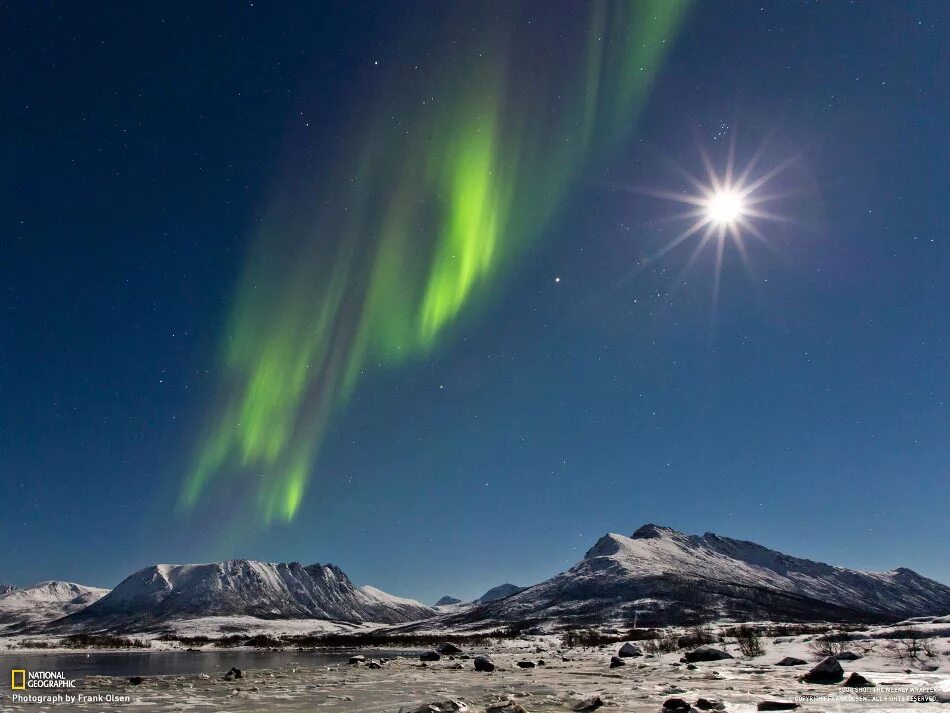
1;619;946;711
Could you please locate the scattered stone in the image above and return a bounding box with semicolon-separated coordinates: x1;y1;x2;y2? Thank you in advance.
474;655;495;672
842;672;874;688
487;703;529;713
406;700;468;713
420;650;442;662
223;667;243;681
834;651;861;661
619;642;643;657
609;655;626;668
537;659;546;666
448;662;463;669
571;694;605;711
516;660;536;668
662;698;692;712
801;656;844;684
694;699;723;711
775;657;807;666
128;676;143;685
684;646;734;662
437;642;463;655
348;655;365;665
663;685;687;695
757;702;799;711
366;661;383;670
686;663;698;670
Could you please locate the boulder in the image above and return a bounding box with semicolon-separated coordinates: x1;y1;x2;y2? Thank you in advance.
366;661;382;670
694;700;723;711
757;702;799;711
128;676;143;685
834;651;862;661
571;695;605;711
618;642;643;657
774;657;807;666
609;655;625;668
437;642;463;655
684;646;734;662
222;667;242;681
419;650;442;662
473;655;495;672
662;698;692;712
842;672;874;688
801;656;844;684
516;660;536;668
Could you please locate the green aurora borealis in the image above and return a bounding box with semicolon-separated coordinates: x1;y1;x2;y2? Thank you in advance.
179;1;688;527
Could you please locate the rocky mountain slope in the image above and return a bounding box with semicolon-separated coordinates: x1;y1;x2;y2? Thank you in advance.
442;525;950;627
0;581;110;633
476;583;526;604
53;560;433;632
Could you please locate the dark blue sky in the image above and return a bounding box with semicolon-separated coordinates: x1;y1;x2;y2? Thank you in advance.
2;1;947;604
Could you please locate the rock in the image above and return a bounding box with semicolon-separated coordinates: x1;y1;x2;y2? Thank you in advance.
405;700;468;713
223;667;243;681
757;702;799;711
686;663;698;670
662;698;692;712
486;704;528;713
448;662;463;669
609;655;626;668
348;655;365;664
516;660;536;668
618;642;643;657
128;676;143;685
801;656;844;684
419;650;441;662
834;651;862;661
842;672;873;688
775;657;807;666
537;659;545;666
366;661;382;670
437;642;463;655
935;691;950;703
694;700;722;711
684;646;734;662
473;655;495;672
571;695;605;711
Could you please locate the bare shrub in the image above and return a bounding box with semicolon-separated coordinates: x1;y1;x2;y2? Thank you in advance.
807;633;848;659
641;630;679;654
882;627;938;666
735;625;766;657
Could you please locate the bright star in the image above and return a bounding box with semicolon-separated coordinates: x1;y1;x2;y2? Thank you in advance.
619;136;794;306
705;190;744;226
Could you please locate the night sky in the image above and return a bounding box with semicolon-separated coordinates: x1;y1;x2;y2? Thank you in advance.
2;1;947;604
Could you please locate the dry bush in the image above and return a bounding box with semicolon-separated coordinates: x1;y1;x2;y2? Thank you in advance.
642;630;679;654
807;634;848;659
882;627;938;665
735;625;766;657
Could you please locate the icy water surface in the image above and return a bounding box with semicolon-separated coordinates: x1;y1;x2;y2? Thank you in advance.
0;648;377;678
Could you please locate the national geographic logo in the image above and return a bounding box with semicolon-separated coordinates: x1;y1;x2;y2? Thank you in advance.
9;668;77;689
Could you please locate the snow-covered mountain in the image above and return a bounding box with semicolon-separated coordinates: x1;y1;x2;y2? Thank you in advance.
0;584;16;595
0;581;110;633
477;583;525;603
54;560;433;632
434;596;462;606
443;525;950;627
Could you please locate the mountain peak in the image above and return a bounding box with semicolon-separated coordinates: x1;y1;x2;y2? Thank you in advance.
434;595;462;606
630;523;682;539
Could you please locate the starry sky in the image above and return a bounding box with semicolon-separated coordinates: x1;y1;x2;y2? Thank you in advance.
2;1;947;604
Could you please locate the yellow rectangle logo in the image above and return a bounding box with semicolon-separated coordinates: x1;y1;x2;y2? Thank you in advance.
11;669;26;690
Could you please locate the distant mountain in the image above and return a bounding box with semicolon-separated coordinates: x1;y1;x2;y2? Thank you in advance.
476;583;525;603
0;581;110;633
435;596;462;606
442;525;950;627
53;560;433;633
